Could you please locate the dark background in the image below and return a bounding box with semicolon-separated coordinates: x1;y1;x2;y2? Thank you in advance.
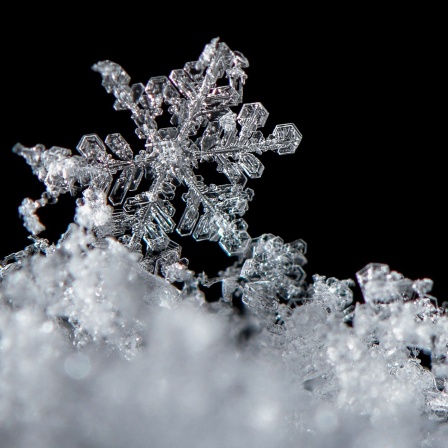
0;7;445;303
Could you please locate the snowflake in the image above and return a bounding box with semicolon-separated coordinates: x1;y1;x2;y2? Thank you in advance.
10;37;302;276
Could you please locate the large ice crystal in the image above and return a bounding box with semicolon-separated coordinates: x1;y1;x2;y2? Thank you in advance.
2;38;448;448
9;36;301;278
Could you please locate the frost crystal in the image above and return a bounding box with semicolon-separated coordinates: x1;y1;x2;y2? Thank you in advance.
10;37;301;279
3;38;448;448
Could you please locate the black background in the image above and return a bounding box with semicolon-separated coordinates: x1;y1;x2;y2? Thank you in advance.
0;7;445;302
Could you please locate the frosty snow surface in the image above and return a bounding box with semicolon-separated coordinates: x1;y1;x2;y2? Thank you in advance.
1;38;448;447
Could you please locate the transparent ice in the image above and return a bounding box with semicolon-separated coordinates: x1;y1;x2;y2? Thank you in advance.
1;38;448;447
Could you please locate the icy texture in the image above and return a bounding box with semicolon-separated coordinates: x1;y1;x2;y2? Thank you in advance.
3;232;448;447
2;38;448;448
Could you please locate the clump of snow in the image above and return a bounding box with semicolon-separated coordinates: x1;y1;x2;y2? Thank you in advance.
1;225;448;447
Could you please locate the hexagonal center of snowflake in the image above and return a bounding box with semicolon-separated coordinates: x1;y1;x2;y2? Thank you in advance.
156;139;185;169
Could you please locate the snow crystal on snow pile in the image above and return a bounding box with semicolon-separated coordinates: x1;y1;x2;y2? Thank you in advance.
2;38;448;448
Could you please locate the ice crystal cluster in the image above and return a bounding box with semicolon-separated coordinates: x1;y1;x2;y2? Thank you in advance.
1;38;448;447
